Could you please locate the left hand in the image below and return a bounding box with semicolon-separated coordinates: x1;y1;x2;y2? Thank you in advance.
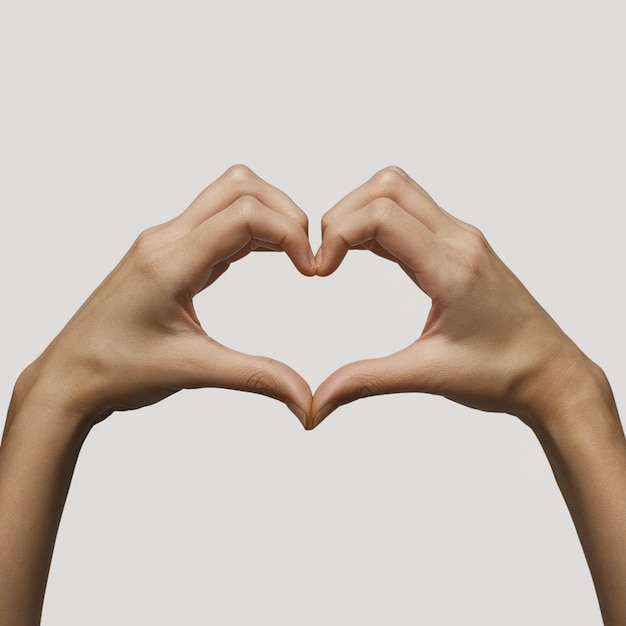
15;165;316;428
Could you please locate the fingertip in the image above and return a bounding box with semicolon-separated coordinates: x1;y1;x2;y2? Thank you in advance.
307;248;318;276
286;401;308;429
313;246;338;277
293;232;317;276
312;402;339;428
313;248;324;276
311;358;391;424
314;246;323;268
301;256;318;277
287;245;317;277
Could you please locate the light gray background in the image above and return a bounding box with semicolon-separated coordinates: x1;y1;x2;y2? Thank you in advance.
2;1;625;624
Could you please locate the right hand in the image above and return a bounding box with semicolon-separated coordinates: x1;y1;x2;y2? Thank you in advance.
311;166;603;430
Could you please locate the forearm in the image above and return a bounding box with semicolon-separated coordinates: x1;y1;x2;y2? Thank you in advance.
531;366;626;625
0;372;91;626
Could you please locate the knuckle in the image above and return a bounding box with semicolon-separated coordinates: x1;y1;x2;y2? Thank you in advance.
462;222;483;236
372;165;407;193
348;370;383;401
322;217;342;242
387;165;408;178
457;230;490;279
244;368;277;398
370;197;397;223
321;211;333;232
132;226;159;250
131;228;167;278
134;245;166;281
224;163;255;185
295;212;309;231
466;230;489;258
234;194;260;221
129;226;174;286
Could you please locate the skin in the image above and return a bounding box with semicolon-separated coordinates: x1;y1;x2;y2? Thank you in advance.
312;166;626;622
0;164;316;625
1;165;625;624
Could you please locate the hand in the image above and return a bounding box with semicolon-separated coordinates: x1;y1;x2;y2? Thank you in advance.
4;167;624;626
311;166;600;429
16;165;316;428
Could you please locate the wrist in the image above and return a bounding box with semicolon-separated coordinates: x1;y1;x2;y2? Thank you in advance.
8;356;98;436
517;348;620;440
525;357;626;626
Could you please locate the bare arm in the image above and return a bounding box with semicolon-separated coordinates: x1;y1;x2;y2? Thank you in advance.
534;382;626;620
0;384;90;626
312;166;626;623
0;165;315;625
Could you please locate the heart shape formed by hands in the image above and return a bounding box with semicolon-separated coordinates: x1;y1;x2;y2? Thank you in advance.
186;164;570;432
33;164;576;434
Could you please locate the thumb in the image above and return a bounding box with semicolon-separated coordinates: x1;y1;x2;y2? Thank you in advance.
177;336;312;428
311;340;441;429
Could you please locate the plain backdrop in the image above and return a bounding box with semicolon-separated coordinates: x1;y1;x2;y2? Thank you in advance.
1;1;625;624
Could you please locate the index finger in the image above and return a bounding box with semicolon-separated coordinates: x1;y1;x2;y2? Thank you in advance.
173;195;316;294
316;197;440;286
320;166;454;237
177;164;309;234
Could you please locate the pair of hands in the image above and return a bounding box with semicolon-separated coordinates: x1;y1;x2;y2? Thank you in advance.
18;165;590;432
5;168;623;626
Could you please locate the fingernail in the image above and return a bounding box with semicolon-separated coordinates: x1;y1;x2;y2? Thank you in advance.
286;401;308;428
313;402;339;428
314;247;323;269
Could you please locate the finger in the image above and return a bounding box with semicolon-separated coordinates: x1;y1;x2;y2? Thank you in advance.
315;197;438;282
175;195;316;291
199;261;231;290
392;171;476;232
177;164;309;234
310;341;440;429
382;167;482;235
198;241;271;292
320;166;454;239
173;335;312;428
352;240;400;263
197;239;294;292
349;242;423;288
